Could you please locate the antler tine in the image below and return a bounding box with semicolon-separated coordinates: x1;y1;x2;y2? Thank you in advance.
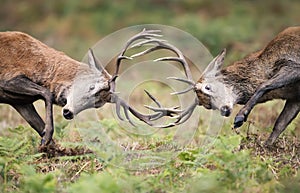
113;29;162;78
132;39;201;127
167;77;195;85
143;90;181;121
111;92;180;127
109;29;201;127
129;38;196;88
154;42;194;81
130;38;194;83
143;89;162;108
115;35;193;84
111;93;149;126
114;94;140;127
108;29;186;127
142;97;199;126
110;29;163;92
130;46;163;61
174;97;199;125
166;77;195;95
170;87;194;95
130;38;166;49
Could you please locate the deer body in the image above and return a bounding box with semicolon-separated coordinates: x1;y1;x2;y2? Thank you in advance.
1;32;79;104
0;29;176;146
222;27;300;104
195;27;300;145
0;31;111;145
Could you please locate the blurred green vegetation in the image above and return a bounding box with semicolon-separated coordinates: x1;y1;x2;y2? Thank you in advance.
1;0;299;61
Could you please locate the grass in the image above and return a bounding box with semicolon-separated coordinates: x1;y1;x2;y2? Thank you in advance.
0;100;299;192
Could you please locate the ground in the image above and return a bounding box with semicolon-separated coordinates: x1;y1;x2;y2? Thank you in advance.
0;100;299;192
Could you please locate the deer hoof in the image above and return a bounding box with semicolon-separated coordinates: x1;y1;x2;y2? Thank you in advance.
264;137;276;147
40;138;46;145
40;136;53;146
234;115;245;128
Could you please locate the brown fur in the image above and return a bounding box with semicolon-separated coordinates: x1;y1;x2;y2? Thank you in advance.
0;32;86;103
195;77;212;109
220;27;300;103
0;31;111;146
195;26;300;145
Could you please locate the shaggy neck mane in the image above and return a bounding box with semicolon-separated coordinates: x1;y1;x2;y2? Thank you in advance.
220;51;266;104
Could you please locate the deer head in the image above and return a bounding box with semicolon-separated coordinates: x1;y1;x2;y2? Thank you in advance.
195;49;237;117
62;49;111;119
62;29;179;126
135;38;234;126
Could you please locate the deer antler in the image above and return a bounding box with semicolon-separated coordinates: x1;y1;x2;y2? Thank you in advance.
109;29;181;127
126;35;200;126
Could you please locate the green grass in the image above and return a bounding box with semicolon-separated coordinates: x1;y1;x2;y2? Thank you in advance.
0;112;299;192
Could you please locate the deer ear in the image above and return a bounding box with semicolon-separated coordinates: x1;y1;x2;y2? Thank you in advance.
87;48;110;77
203;48;226;77
88;48;101;70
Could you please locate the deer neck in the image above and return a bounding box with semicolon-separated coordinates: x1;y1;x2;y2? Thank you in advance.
220;59;264;105
49;61;88;106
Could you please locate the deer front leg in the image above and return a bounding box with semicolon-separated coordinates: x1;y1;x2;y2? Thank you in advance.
265;100;300;146
3;75;54;145
42;98;54;146
234;63;300;128
13;104;45;137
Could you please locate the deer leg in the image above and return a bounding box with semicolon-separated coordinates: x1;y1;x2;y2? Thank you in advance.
12;104;45;137
3;75;54;145
234;64;300;128
265;100;300;146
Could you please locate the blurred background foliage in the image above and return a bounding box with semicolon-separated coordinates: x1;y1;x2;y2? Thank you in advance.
1;0;299;62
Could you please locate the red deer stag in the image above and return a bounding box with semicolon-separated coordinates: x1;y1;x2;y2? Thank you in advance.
141;26;300;146
0;29;175;146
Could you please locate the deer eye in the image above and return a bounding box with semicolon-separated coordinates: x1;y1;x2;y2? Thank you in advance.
89;85;95;91
205;84;211;91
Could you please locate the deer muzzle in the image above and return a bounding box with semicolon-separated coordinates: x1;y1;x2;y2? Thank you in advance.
220;105;231;117
63;108;74;120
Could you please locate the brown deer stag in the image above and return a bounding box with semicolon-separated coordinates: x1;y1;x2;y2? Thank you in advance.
0;29;174;146
141;26;300;146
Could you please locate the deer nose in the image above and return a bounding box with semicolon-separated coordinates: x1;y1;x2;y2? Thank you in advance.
220;106;231;117
63;109;74;120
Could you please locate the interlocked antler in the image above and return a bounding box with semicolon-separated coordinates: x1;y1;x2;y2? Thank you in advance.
109;29;181;127
127;34;200;126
